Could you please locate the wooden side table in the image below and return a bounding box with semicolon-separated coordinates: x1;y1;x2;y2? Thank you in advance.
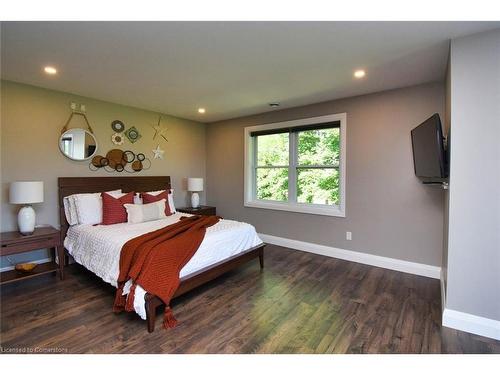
177;205;216;216
0;226;64;285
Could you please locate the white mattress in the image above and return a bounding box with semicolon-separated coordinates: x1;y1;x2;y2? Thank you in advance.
64;213;263;319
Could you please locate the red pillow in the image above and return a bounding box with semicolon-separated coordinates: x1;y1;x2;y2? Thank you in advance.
142;190;172;216
101;192;134;225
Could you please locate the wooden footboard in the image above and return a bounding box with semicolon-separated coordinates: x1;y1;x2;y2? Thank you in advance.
145;244;265;333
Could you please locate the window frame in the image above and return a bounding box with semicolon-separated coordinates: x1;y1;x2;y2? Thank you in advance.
244;113;347;217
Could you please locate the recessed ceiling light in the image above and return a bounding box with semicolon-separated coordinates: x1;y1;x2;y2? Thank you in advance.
198;108;206;114
44;66;57;75
269;102;280;107
354;70;366;79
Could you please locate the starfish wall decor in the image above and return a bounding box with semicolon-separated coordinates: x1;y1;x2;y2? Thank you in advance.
151;116;168;142
152;145;165;160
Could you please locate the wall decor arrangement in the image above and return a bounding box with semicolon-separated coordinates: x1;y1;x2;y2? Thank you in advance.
89;149;151;173
151;116;168;142
110;120;142;144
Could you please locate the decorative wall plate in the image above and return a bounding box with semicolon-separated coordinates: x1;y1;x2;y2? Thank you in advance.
111;132;124;145
91;155;109;168
111;120;125;133
132;160;143;171
122;150;135;163
106;149;125;170
124;126;141;143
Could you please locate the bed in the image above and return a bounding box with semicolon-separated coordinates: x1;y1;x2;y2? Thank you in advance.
58;176;265;332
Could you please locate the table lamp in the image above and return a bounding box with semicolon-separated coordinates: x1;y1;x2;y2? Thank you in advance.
9;181;44;235
187;178;203;209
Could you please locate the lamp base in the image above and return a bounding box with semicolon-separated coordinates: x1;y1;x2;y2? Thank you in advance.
191;192;200;209
18;205;36;236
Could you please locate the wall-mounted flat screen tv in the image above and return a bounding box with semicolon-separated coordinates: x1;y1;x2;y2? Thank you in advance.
411;113;448;183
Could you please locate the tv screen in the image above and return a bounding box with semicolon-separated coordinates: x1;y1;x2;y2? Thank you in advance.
411;113;448;183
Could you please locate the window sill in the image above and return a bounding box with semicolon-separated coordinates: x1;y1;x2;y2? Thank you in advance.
244;200;345;217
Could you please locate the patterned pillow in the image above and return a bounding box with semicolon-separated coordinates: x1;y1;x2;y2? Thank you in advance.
142;190;172;216
101;192;135;225
63;196;79;225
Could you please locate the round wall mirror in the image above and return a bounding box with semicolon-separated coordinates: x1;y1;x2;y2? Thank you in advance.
59;128;98;161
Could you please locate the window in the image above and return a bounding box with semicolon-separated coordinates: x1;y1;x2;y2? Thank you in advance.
61;135;73;156
244;113;346;217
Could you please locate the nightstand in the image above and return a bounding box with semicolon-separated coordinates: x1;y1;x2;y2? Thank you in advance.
177;206;216;216
0;226;64;285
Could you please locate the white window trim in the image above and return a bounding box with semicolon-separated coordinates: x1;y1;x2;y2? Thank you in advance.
244;113;347;217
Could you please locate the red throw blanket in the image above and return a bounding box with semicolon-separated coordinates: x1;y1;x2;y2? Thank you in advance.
113;215;220;328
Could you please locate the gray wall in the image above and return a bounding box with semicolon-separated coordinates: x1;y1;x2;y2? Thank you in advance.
446;29;500;320
442;53;451;297
207;83;445;266
1;81;206;267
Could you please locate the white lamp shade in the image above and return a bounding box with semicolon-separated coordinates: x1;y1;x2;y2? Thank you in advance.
9;181;44;204
187;178;204;192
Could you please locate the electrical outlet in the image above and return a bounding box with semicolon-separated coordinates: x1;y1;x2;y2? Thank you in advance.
70;102;77;110
346;231;352;241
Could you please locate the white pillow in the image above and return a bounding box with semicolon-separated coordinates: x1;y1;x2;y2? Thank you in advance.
124;199;167;224
70;189;122;225
136;189;176;213
168;191;176;213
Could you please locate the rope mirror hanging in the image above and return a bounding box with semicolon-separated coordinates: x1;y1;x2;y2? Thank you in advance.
60;110;95;135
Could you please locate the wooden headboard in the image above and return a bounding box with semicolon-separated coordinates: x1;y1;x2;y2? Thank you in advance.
58;176;171;243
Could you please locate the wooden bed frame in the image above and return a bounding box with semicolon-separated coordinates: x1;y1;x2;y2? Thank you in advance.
58;176;265;333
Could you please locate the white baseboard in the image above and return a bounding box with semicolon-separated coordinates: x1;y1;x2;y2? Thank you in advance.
258;233;441;279
0;257;53;272
443;308;500;341
440;270;447;313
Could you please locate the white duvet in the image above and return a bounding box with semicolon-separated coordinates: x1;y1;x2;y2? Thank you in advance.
64;213;263;319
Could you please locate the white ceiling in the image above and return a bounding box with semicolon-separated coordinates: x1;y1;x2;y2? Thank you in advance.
1;22;499;122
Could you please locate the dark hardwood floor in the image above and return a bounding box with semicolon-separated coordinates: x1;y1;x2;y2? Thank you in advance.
1;245;499;354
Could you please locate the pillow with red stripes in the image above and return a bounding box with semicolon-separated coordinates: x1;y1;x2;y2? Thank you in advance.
141;190;173;216
101;192;135;225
